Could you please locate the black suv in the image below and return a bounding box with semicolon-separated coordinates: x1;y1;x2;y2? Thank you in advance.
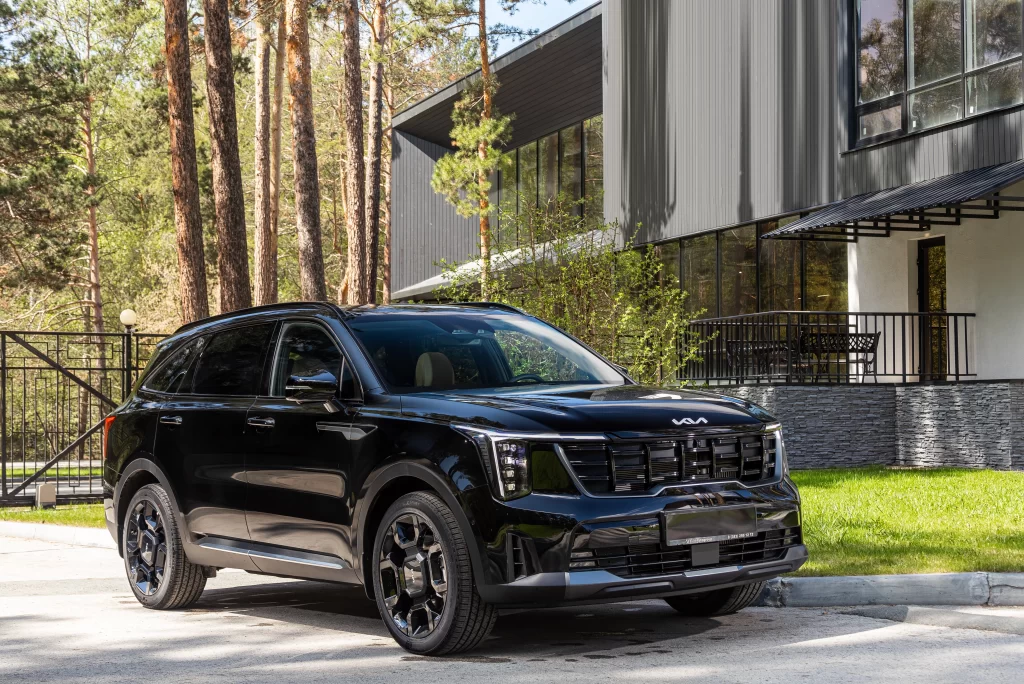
103;302;805;654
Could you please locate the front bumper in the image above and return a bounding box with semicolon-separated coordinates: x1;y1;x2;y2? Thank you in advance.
466;475;804;606
480;544;807;606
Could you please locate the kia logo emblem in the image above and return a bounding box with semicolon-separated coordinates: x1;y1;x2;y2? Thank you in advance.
672;417;708;426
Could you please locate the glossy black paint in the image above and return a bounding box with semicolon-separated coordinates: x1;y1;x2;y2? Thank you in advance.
103;303;805;608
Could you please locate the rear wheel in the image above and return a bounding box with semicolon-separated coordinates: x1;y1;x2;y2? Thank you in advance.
372;491;496;655
664;581;766;617
122;484;206;610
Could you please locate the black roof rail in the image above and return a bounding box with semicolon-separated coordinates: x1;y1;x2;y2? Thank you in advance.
455;302;531;316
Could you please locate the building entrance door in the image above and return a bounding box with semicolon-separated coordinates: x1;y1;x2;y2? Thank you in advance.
917;237;947;380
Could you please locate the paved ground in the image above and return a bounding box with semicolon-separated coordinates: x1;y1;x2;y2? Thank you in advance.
1;536;1022;683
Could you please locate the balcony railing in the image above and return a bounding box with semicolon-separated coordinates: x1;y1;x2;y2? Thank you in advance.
685;311;976;385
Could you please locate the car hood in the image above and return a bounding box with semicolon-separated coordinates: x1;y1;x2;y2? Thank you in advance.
399;384;775;437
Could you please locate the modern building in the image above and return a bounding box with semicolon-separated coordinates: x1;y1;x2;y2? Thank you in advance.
389;0;1024;470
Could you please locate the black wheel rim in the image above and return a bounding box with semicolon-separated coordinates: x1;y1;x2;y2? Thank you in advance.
378;513;448;638
125;499;167;596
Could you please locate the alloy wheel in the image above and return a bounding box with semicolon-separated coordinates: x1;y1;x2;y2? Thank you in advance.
125;499;167;596
377;513;449;638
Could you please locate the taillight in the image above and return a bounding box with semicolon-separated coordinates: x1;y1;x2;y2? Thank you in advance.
103;415;116;461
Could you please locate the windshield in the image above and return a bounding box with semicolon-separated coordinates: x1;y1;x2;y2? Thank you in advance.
348;310;625;394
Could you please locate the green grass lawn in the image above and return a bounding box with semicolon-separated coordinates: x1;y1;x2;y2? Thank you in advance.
0;503;106;528
791;467;1024;576
1;468;1021;576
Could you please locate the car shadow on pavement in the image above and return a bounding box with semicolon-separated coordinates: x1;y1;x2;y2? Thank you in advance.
195;579;726;661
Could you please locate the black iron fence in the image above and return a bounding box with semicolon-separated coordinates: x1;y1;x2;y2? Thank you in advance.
0;330;164;506
686;311;976;385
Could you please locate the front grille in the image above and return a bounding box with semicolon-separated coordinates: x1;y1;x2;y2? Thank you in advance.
576;526;801;578
562;433;777;495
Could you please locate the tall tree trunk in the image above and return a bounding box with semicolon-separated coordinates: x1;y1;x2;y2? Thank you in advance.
285;0;327;301
381;87;394;304
268;9;287;303
477;0;492;301
203;0;252;312
82;98;104;335
364;0;386;304
253;3;274;306
341;0;368;304
164;0;209;323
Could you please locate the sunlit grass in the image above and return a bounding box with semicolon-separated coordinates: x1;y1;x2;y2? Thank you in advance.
791;467;1024;576
0;503;106;528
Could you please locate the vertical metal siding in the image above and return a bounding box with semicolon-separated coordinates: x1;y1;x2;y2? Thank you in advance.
603;0;839;243
390;131;477;293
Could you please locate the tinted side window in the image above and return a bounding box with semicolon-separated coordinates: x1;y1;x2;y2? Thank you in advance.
192;324;274;396
142;336;207;394
270;322;343;396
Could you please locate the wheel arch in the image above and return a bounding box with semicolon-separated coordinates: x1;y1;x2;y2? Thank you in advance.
114;457;186;557
354;461;487;601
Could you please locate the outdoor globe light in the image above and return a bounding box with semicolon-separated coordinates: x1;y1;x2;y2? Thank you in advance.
119;309;138;328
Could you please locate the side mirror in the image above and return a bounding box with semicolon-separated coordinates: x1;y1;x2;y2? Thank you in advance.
285;371;339;404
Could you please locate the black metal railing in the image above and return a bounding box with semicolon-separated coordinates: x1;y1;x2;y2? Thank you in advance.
1;330;164;506
686;311;976;385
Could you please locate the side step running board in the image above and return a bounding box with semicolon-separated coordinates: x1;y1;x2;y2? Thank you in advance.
195;536;348;571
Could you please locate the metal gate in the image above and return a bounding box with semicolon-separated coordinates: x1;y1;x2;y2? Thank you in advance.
0;330;163;506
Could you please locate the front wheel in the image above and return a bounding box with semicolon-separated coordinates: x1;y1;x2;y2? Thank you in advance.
372;491;496;655
664;581;766;617
122;483;206;610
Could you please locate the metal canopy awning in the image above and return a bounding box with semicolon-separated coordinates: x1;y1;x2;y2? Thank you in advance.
762;159;1024;242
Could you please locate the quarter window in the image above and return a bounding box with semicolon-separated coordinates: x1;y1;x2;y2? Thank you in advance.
142;336;207;394
853;0;1024;144
192;324;274;396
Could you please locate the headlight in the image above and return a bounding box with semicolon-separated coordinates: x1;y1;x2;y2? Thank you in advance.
459;428;532;500
768;424;788;478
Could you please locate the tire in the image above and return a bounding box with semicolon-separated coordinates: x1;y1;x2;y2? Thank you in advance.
664;581;766;617
371;491;496;655
122;483;207;610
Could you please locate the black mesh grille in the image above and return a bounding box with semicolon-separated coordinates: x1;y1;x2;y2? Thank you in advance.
580;526;801;578
562;433;777;495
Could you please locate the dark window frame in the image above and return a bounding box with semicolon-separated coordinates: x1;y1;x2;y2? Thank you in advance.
850;0;1024;149
265;317;362;400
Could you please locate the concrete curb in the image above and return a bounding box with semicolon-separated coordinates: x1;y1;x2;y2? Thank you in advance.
0;521;115;550
842;605;1024;636
757;573;1024;608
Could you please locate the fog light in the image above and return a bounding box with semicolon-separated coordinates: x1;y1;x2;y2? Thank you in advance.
569;550;596;569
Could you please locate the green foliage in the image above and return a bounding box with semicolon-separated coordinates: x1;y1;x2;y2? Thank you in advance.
0;0;86;290
436;197;707;387
430;79;512;217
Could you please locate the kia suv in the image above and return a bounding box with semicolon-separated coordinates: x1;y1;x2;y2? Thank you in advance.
103;302;806;655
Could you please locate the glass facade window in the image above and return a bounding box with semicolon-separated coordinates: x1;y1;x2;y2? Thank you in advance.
682;233;718;318
852;0;1024;143
518;140;538;214
584;115;604;210
857;0;906;104
654;241;680;287
538;132;559;210
720;226;758;317
805;242;850;311
560;123;583;210
758;221;803;311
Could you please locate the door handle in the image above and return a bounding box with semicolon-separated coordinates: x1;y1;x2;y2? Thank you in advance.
159;415;182;426
247;416;275;429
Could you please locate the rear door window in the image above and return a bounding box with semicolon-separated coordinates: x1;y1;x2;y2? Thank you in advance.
142;336;207;394
192;324;275;396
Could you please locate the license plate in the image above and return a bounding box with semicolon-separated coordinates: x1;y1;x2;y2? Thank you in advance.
662;506;757;547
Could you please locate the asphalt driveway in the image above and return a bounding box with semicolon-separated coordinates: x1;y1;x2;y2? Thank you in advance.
1;535;1022;683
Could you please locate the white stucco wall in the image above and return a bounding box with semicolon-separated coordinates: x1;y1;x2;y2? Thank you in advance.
849;181;1024;381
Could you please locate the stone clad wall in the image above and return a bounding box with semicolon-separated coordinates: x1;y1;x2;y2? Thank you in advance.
725;386;897;469
723;381;1023;471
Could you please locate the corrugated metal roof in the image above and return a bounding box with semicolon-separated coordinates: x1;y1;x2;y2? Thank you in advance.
762;159;1024;239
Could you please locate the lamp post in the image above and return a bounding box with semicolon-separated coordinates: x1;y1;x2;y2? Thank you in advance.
120;309;137;399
